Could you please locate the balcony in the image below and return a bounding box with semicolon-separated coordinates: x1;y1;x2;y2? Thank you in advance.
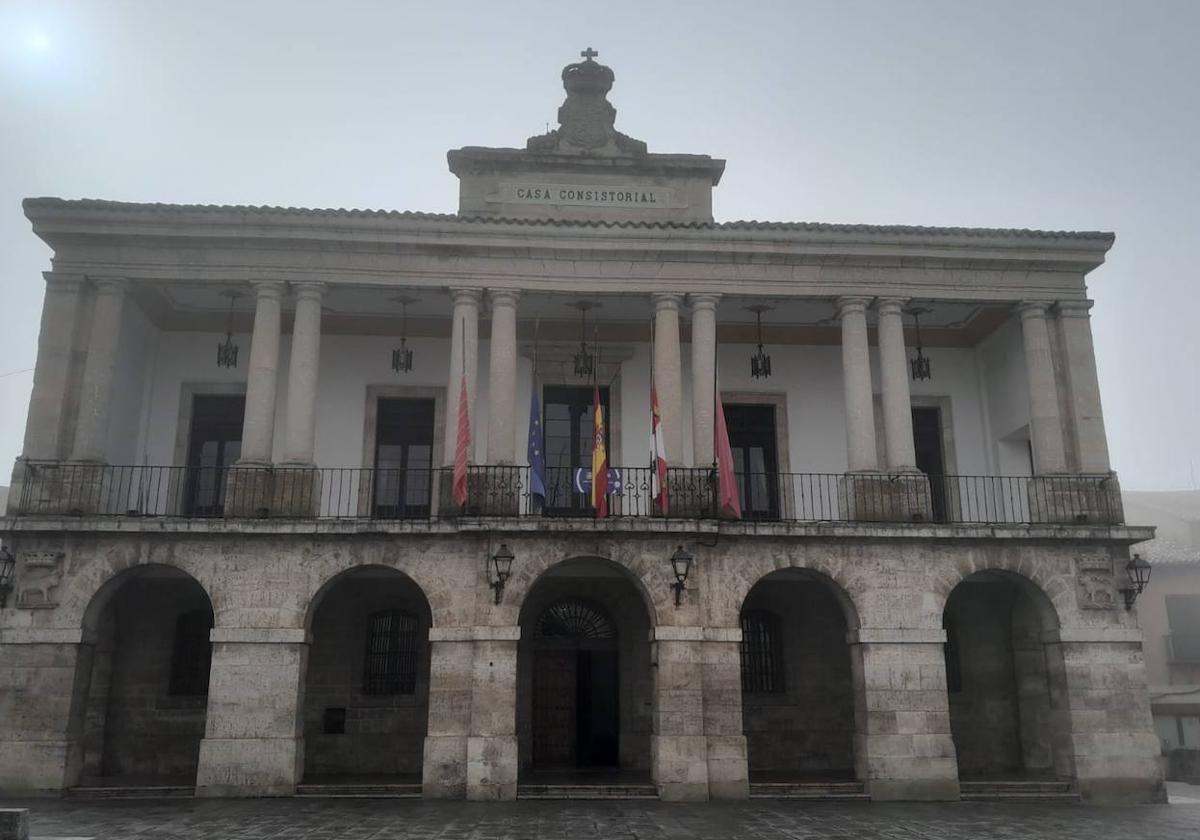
10;462;1124;527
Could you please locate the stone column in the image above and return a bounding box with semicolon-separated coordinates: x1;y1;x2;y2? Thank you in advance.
195;629;307;797
876;298;918;471
281;283;324;466
652;626;710;801
467;627;520;800
689;294;720;468
486;290;520;464
837;297;878;472
443;289;481;467
69;278;128;463
653;293;686;467
850;629;959;801
422;630;474;798
1018;302;1068;474
1054;300;1111;474
0;628;93;795
701;627;748;799
238;282;285;465
21;274;86;462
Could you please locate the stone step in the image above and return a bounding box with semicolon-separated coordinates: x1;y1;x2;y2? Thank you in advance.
517;784;659;800
69;785;195;799
750;782;869;801
959;780;1078;802
294;783;422;798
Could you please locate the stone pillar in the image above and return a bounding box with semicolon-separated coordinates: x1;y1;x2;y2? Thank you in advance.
1054;300;1111;474
701;627;748;799
837;297;878;472
69;278;127;463
876;298;918;471
238;282;285;465
21;274;86;462
850;629;959;801
467;627;520;801
689;294;720;468
1018;302;1068;474
652;626;710;801
195;629;307;797
281;282;324;466
653;293;685;468
422;630;474;798
443;289;481;467
0;629;93;795
486;290;520;464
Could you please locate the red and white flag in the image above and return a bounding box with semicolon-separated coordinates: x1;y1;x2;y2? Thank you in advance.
453;376;470;508
714;389;741;519
650;384;669;514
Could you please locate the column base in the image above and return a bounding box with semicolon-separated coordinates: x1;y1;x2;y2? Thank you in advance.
437;471;520;517
272;466;321;517
0;739;79;796
866;776;961;801
195;736;302;797
1027;474;1122;525
705;735;749;799
465;735;517;800
422;735;468;799
652;735;710;801
839;472;933;523
223;465;274;518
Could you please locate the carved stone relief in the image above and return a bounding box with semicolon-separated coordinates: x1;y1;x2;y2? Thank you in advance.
1075;555;1116;611
16;551;65;609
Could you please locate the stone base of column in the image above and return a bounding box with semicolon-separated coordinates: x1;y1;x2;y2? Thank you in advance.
13;462;109;516
839;472;933;523
666;467;715;518
0;739;79;796
1027;474;1123;525
272;467;321;517
422;735;468;798
195;736;302;797
465;735;517;800
652;735;710;801
437;471;520;517
705;735;749;799
223;466;275;518
0;807;29;839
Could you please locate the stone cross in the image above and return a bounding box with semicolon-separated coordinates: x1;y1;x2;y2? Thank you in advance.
581;47;598;61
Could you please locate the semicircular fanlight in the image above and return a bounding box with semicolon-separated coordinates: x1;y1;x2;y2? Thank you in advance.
535;599;615;639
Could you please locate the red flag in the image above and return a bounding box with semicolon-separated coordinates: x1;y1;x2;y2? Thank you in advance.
714;390;741;519
650;384;669;514
590;384;608;518
453;375;470;508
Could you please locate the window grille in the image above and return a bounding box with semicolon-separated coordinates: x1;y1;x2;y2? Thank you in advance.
534;600;615;639
740;610;783;693
169;608;214;696
363;609;419;695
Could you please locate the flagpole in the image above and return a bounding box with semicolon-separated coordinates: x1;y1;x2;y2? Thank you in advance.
712;318;719;515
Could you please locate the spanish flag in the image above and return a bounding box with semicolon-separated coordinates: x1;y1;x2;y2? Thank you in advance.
590;384;608;518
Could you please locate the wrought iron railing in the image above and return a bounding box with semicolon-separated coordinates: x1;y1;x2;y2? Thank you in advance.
12;462;1123;525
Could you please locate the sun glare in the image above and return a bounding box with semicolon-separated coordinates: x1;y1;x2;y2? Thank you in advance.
27;31;50;53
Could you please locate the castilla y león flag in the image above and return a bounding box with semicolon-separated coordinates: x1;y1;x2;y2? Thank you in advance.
714;389;741;519
650;384;669;514
453;375;470;508
590;384;608;518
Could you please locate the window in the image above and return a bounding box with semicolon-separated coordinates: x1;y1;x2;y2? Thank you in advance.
740;610;783;693
723;403;779;520
373;399;435;518
542;386;610;514
184;394;245;516
169;609;214;696
1166;595;1200;663
363;609;419;695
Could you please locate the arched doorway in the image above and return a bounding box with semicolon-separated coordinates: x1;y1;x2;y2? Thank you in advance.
301;566;431;786
942;571;1074;785
517;558;652;782
77;565;214;789
740;569;860;784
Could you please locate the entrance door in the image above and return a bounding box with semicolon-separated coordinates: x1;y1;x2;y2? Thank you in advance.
723;403;780;520
912;407;947;521
542;386;610;515
532;650;577;767
184;394;245;516
373;398;435;518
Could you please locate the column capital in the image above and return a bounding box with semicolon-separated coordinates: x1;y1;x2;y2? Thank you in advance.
90;276;128;295
652;292;683;312
450;287;484;307
1054;299;1095;319
1017;300;1053;321
488;288;521;308
835;296;870;317
875;296;909;315
42;271;86;291
688;293;721;313
290;281;326;301
250;280;287;300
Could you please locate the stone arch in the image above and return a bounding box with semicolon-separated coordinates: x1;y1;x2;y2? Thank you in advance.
715;549;865;631
73;563;216;788
304;563;433;634
508;553;662;629
932;560;1069;632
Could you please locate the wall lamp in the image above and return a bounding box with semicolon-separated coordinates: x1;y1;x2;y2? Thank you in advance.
489;544;515;605
1119;553;1152;610
669;545;693;607
0;546;15;608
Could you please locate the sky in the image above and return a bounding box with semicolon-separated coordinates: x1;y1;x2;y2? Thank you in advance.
0;0;1197;490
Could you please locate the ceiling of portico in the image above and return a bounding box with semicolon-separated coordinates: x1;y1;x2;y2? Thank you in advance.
133;284;1013;347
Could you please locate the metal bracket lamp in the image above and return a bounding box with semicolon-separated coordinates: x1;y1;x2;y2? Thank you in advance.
489;543;515;605
1118;553;1152;610
571;301;597;378
746;305;773;379
216;292;241;369
0;546;15;608
391;296;417;374
669;544;693;607
906;306;932;381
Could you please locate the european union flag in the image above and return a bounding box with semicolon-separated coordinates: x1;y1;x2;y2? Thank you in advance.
527;384;547;511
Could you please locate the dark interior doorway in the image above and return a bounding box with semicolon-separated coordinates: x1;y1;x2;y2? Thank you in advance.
912;406;947;522
723;403;779;520
185;394;244;516
373;398;435;518
542;386;610;515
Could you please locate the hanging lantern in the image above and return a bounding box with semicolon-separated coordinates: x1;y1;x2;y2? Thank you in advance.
908;306;932;381
572;301;596;378
747;305;773;379
391;296;416;373
216;292;240;369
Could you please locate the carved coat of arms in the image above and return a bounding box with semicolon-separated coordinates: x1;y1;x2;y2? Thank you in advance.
16;551;65;609
1075;556;1116;610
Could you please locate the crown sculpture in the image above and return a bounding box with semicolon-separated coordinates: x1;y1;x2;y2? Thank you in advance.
527;48;647;156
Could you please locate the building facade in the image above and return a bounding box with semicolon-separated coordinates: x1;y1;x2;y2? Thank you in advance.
0;52;1164;803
